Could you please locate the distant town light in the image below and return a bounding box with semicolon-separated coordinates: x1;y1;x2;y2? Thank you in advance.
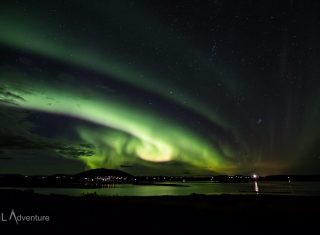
252;174;258;179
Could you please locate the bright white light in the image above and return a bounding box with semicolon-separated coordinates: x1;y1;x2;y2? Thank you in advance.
252;174;258;179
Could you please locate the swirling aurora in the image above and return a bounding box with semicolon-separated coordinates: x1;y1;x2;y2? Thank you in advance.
0;0;320;175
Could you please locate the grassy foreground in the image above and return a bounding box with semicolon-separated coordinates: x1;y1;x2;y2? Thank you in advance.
0;189;319;234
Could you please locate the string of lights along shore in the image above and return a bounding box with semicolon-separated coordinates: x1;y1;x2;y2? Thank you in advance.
0;0;320;176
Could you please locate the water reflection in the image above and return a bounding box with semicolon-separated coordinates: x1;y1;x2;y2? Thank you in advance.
2;181;320;196
254;181;259;194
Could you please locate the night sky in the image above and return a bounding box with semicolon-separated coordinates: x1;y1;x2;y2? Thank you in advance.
1;0;320;175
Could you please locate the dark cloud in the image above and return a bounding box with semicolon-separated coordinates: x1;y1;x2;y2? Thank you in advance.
0;135;95;159
54;144;95;158
0;156;12;160
0;107;33;136
120;164;135;168
0;86;25;105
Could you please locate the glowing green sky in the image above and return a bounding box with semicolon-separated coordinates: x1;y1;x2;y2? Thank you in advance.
0;70;235;174
0;0;230;128
0;0;320;175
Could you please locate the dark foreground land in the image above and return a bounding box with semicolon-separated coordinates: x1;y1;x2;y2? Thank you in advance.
0;189;319;234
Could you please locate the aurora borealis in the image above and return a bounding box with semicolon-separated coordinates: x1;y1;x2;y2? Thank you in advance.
0;0;320;175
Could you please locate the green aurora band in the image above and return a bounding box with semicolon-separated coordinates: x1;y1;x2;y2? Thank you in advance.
0;2;241;173
0;2;230;128
2;1;319;175
0;72;237;174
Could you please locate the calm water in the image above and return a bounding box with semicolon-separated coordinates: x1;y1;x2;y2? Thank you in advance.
4;181;320;196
